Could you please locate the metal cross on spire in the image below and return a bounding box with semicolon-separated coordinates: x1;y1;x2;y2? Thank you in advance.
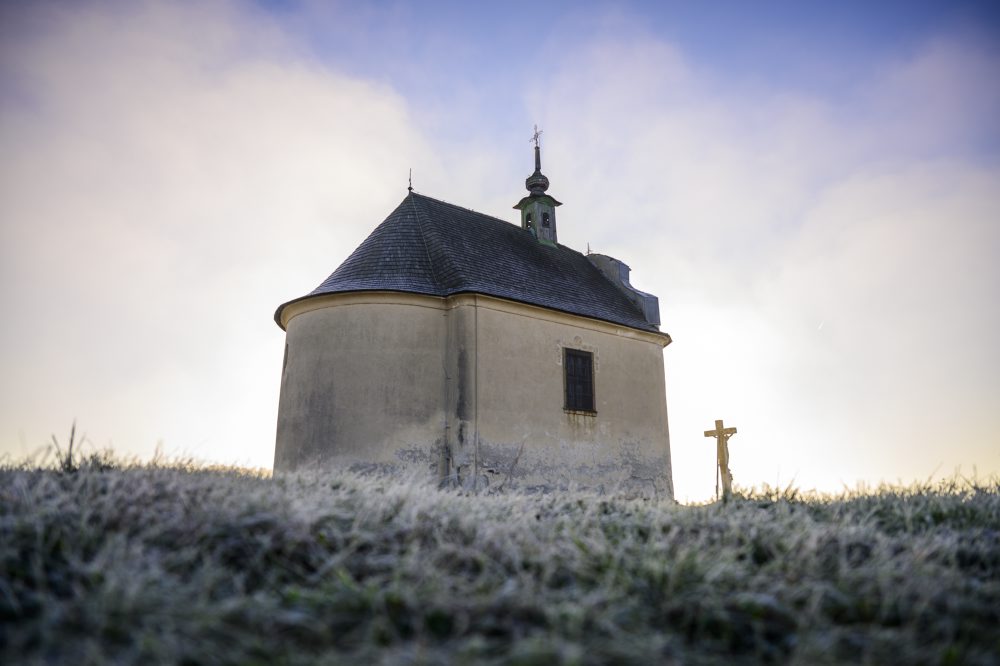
704;419;738;502
530;124;543;147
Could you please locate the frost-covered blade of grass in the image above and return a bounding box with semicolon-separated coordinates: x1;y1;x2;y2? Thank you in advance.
1;459;998;665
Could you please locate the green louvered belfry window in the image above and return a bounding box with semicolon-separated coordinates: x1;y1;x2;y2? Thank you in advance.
564;349;595;412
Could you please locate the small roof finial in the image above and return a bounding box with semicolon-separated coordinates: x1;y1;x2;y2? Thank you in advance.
408;168;413;192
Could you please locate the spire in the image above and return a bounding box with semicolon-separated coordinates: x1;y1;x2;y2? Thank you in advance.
525;124;550;195
514;125;561;245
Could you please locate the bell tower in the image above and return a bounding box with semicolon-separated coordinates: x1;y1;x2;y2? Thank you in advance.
514;126;562;246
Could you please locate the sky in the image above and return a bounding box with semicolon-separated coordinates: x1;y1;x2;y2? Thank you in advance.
2;0;999;502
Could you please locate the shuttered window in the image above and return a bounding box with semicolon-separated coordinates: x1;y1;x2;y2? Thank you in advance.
564;349;595;412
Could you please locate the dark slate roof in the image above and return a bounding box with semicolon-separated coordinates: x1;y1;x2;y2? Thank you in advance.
275;192;661;333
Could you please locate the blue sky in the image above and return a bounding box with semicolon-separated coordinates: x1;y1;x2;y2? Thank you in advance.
2;1;998;501
267;1;1000;139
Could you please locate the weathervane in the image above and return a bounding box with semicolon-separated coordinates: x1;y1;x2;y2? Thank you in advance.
408;168;413;192
530;124;543;148
704;419;738;502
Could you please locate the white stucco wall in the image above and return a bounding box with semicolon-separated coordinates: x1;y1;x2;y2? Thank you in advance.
469;299;672;497
275;292;673;498
274;293;448;474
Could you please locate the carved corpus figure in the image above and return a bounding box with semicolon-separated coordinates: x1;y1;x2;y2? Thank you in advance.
704;419;737;502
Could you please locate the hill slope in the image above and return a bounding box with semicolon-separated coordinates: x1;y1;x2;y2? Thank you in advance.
2;460;998;665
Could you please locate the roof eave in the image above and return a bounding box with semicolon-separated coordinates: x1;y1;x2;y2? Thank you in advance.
513;194;563;209
275;287;667;339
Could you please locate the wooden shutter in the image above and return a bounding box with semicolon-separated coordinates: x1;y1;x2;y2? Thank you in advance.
564;349;594;412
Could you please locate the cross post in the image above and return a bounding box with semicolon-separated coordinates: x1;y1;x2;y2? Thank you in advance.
704;419;737;502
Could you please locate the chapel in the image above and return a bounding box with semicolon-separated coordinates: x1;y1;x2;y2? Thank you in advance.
273;139;674;497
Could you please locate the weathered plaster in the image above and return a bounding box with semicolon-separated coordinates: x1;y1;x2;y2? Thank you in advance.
274;291;673;498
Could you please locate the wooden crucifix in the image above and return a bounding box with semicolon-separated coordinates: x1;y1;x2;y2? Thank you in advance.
704;419;737;502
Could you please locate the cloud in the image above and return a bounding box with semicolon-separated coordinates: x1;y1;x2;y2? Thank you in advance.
528;28;1000;499
2;2;997;501
0;1;436;464
767;161;1000;476
860;35;1000;158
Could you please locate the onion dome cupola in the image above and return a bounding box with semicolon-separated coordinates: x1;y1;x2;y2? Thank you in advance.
514;126;562;246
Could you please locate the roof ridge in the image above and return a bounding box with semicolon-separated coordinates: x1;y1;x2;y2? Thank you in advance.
409;191;513;228
406;193;449;290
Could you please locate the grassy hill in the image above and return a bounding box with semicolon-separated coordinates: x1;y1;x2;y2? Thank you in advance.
1;454;998;665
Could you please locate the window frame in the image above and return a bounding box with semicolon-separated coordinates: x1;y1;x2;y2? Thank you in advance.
563;348;596;414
